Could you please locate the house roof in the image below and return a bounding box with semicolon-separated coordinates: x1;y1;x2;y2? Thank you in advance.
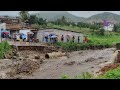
103;20;114;26
6;24;34;31
6;24;22;30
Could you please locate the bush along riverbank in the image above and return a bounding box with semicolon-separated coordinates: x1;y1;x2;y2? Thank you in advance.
0;41;13;59
56;42;113;52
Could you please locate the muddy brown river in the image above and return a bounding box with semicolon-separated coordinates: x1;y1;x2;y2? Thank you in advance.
19;48;115;79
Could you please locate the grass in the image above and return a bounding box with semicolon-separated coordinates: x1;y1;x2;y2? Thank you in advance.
61;66;120;79
0;41;12;59
47;23;92;34
98;66;120;79
56;41;112;52
61;72;94;79
89;33;120;45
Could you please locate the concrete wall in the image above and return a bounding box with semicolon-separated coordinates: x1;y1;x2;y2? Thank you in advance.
37;29;84;43
0;23;6;30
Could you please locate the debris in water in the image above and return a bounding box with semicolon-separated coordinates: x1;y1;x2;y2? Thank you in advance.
77;62;82;65
98;57;104;59
35;55;40;59
85;57;96;62
25;56;29;58
0;71;7;79
13;56;17;59
8;58;43;77
64;61;76;65
104;61;107;62
91;66;94;68
78;52;83;54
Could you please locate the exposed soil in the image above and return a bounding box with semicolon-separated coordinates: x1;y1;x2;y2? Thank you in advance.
99;63;120;75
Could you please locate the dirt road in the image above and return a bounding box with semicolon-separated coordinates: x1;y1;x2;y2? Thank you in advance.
20;48;115;79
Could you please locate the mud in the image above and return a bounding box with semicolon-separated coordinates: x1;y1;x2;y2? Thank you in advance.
21;48;115;79
0;48;117;79
99;63;120;75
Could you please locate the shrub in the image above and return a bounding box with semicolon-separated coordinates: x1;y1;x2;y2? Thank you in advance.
55;41;112;51
0;41;12;59
99;66;120;79
61;72;94;79
74;72;94;79
61;75;70;79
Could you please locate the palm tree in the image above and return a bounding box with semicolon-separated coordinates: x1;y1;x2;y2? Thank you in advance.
19;11;30;27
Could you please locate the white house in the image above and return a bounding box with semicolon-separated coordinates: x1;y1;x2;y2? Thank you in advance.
103;20;114;31
0;23;6;31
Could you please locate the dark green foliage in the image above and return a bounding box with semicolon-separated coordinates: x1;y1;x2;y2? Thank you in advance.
0;41;12;59
56;41;112;52
28;15;38;24
98;29;105;36
28;15;47;27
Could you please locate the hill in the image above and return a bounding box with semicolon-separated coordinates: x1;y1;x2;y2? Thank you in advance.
86;12;120;24
34;11;85;22
34;12;120;24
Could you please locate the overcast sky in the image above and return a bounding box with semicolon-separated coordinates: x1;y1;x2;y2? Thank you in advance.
0;11;120;18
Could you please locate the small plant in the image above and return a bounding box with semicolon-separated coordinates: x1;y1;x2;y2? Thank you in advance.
74;72;94;79
0;41;12;59
61;75;70;79
61;72;94;79
100;67;120;79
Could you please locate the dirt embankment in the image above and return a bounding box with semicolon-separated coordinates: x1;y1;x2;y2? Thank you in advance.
0;50;45;79
0;46;64;79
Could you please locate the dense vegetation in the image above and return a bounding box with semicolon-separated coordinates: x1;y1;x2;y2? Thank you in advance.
0;41;12;59
56;42;112;51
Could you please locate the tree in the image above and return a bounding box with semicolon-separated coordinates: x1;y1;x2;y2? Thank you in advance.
113;24;118;32
19;11;30;23
99;28;105;36
28;15;38;25
61;16;66;22
31;23;40;29
58;16;67;25
37;18;47;25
